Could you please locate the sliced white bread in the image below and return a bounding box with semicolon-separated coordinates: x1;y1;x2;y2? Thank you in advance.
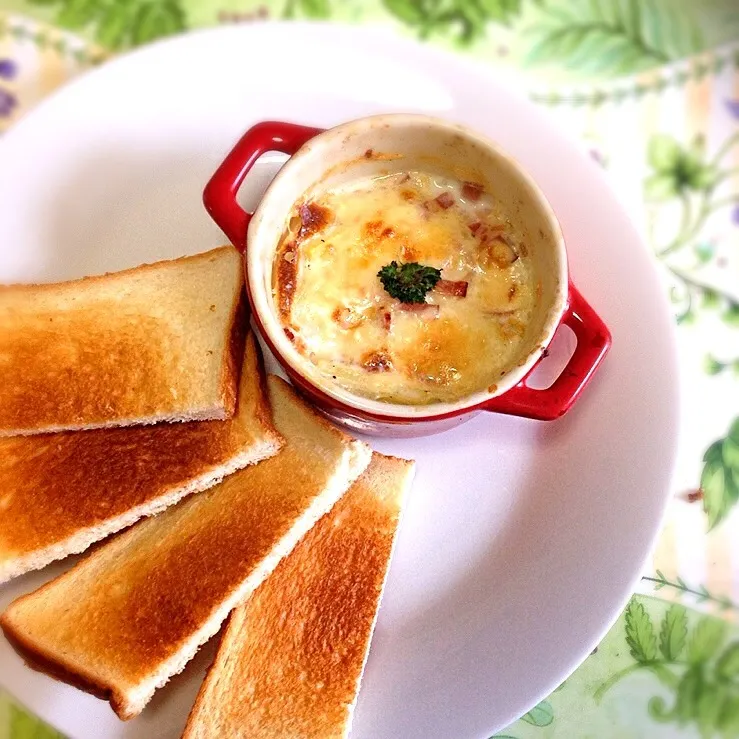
0;245;245;436
0;376;371;720
183;452;414;739
0;332;282;585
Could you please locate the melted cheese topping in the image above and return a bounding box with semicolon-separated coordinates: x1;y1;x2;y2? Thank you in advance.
273;172;536;404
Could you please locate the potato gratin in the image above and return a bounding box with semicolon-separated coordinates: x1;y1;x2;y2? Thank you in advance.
273;171;537;404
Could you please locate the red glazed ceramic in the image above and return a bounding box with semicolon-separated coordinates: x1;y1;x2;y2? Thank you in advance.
204;114;611;436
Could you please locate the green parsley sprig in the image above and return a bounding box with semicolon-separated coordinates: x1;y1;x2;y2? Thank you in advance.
377;261;441;304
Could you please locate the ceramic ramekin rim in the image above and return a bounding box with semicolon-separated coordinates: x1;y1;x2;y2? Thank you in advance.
246;113;569;420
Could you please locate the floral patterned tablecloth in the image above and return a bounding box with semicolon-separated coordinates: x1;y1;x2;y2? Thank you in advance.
1;2;738;738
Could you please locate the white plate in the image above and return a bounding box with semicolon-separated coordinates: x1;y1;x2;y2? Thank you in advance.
0;23;679;739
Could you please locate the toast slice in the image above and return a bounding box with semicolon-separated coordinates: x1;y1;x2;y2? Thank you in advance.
183;453;414;739
0;332;282;585
0;246;246;436
1;377;371;721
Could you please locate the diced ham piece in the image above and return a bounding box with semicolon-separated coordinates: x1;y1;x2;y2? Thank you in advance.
468;221;482;234
435;192;455;209
299;203;313;225
382;311;392;330
435;279;468;297
476;223;507;243
462;181;484;201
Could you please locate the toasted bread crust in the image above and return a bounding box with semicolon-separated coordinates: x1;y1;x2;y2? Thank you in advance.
1;619;124;711
183;453;414;739
243;330;275;438
0;332;282;583
0;246;244;435
0;377;371;720
0;247;230;295
219;281;248;417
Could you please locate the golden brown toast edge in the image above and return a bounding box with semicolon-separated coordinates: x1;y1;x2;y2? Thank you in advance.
0;374;370;722
0;246;245;436
219;284;248;418
1;619;133;719
181;453;414;738
0;327;283;584
0;246;234;294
